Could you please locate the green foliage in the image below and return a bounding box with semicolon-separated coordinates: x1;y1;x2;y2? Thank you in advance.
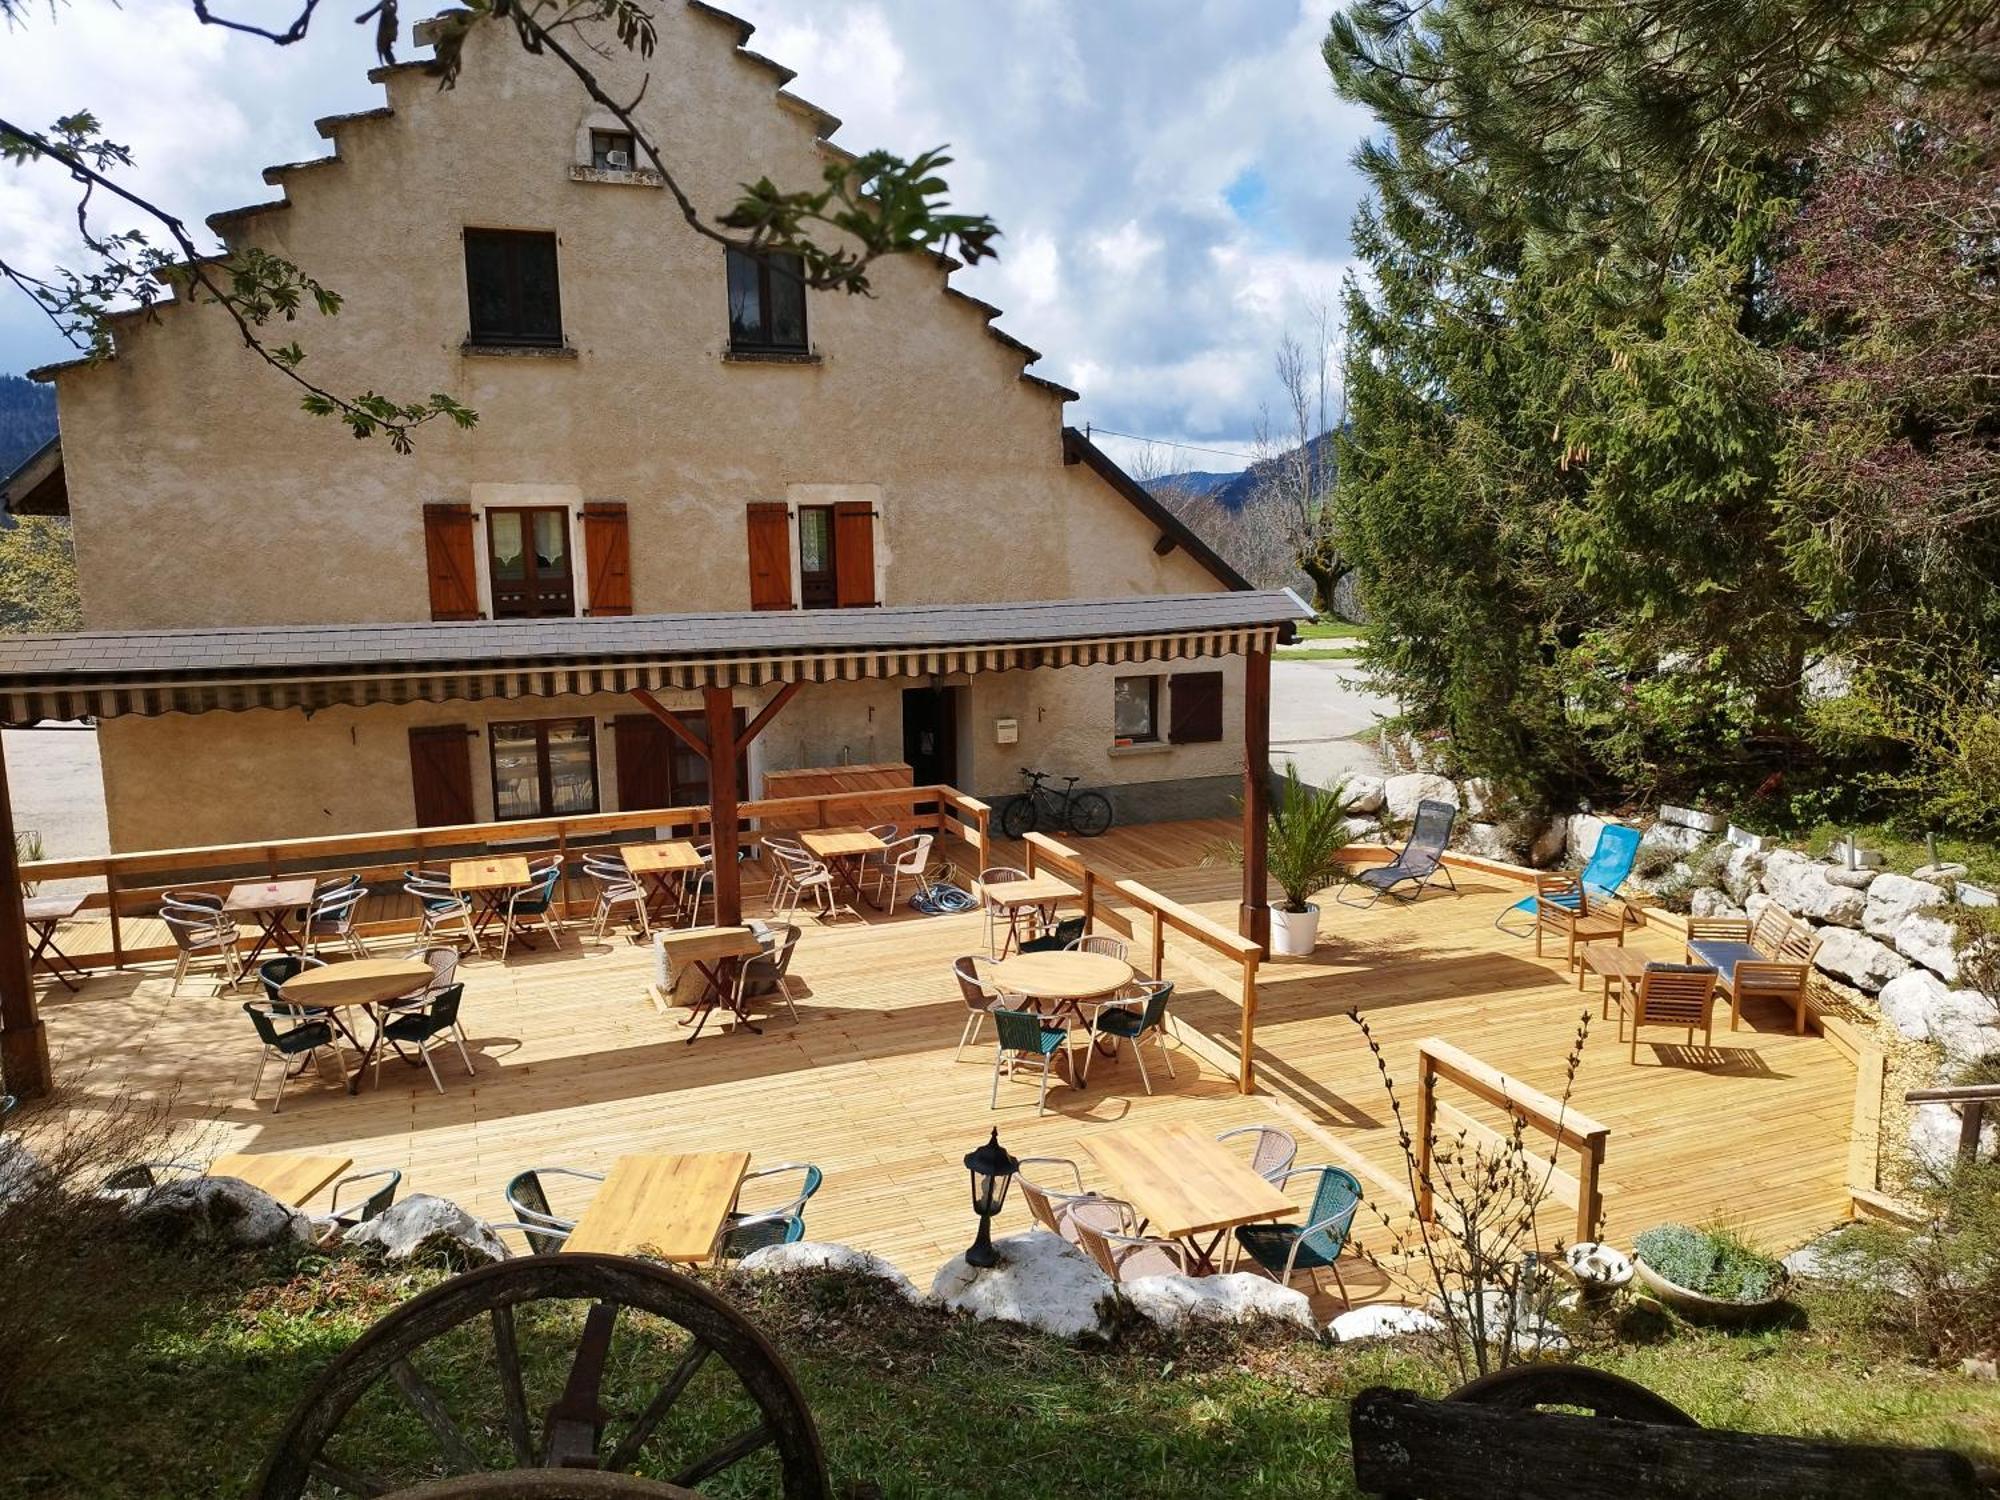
0;518;80;633
1634;1224;1786;1303
1213;764;1357;911
1838;1158;2000;1363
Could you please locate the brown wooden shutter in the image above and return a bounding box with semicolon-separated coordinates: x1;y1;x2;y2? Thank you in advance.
833;501;877;607
582;502;632;616
422;503;480;621
613;713;673;811
409;725;474;827
747;502;793;610
1168;670;1225;744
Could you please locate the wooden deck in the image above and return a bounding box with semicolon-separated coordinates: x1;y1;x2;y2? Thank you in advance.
32;819;1859;1310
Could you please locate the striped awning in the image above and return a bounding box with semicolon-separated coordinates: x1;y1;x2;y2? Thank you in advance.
0;591;1310;721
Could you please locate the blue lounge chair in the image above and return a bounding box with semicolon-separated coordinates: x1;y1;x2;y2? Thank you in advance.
1496;822;1642;937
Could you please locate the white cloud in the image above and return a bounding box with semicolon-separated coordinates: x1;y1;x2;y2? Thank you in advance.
0;0;1377;466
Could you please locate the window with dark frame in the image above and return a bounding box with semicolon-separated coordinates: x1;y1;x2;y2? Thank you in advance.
797;504;838;609
485;507;576;618
464;229;563;347
725;246;808;353
1114;675;1160;743
490;718;598;820
589;130;637;170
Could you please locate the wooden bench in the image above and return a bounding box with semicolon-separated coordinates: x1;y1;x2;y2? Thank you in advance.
1350;1367;1982;1499
1686;904;1821;1035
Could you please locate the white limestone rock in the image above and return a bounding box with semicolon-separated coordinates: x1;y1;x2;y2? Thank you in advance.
1660;804;1728;834
1457;823;1513;862
1640;822;1708;856
133;1176;313;1249
1383;773;1459;823
1328;1304;1445;1343
343;1194;509;1264
1894;913;1961;982
1121;1272;1317;1335
1863;874;1950;940
1745;892;1777;927
1960;884;1997;910
1812;926;1911;994
1825;867;1879;891
1690;888;1746;920
1911;1102;1998;1168
1461;779;1498;818
1877;970;1995;1064
931;1232;1119;1341
1343;776;1385;815
1761;851;1866;927
0;1135;43;1207
1720;845;1767;904
1341;816;1382;844
1567;814;1610;867
739;1241;925;1303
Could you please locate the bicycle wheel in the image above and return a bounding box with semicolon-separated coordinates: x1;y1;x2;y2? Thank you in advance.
1064;791;1113;837
999;793;1040;840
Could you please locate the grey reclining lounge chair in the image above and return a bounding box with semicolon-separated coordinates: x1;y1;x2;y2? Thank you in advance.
1335;798;1459;907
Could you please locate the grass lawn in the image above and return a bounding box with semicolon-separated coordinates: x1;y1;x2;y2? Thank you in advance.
7;1245;2000;1499
1281;619;1371;662
1793;821;2000;889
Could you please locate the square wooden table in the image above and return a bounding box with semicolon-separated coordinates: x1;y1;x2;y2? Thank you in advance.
562;1151;752;1260
450;857;535;948
1580;941;1650;1017
224;877;319;963
1083;1121;1295;1272
800;827;889;910
620;841;704;921
981;874;1079;956
209;1151;352;1207
24;890;87;991
653;925;767;1042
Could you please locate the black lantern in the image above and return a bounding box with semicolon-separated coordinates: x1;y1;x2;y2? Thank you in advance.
962;1128;1020;1269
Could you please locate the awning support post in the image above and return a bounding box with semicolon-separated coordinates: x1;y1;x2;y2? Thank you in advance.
0;733;50;1098
1239;642;1271;954
703;686;742;927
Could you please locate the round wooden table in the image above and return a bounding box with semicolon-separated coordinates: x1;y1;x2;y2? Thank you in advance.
281;958;434;1094
986;951;1135;1002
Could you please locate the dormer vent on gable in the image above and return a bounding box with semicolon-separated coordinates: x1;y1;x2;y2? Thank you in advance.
568;106;665;188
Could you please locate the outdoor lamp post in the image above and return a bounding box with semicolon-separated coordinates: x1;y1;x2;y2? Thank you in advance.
962;1128;1019;1269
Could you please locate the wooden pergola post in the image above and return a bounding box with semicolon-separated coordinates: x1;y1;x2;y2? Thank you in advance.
1239;641;1271;952
0;734;50;1098
702;686;742;927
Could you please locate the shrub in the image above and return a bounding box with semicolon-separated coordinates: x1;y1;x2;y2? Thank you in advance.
1634;1224;1785;1302
1837;1156;2000;1363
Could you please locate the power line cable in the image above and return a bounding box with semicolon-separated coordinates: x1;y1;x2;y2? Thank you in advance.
1081;424;1257;462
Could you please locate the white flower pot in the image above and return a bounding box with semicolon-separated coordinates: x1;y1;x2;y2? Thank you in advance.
1270;903;1321;957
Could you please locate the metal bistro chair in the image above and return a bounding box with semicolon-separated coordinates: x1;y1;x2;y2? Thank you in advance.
375;982;475;1093
1019;914;1087;955
1217;1125;1299;1184
1082;979;1175;1092
741;922;803;1022
952;955;1003;1062
1074;1216;1191;1283
1336;798;1460;907
165;907;244;997
243;1000;345;1113
406;872;480;954
489;1219;573;1256
584;854;651;942
718;1163;822;1261
978;863;1037;957
1069;933;1129;962
101;1160;203;1192
770;845;837;919
1016;1159;1131;1245
873;832;934;911
259;954;331;1017
990;1007;1074;1117
500;861;564;958
504;1165;606;1248
303;882;370;961
1231;1165;1363;1302
311;1168;404;1238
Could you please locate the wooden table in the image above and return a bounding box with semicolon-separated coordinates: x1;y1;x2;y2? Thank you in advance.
209;1151;352;1207
982;874;1078;957
620;841;704;922
562;1151;752;1260
281;957;434;1093
654;925;766;1043
224;877;319;964
450;857;535;949
1580;941;1649;1019
23;891;87;991
1083;1121;1296;1273
987;950;1136;1070
800;827;889;911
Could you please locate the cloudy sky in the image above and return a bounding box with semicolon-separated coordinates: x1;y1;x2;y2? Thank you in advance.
0;0;1374;473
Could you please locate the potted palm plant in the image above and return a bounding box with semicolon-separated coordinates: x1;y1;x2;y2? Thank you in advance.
1213;765;1356;957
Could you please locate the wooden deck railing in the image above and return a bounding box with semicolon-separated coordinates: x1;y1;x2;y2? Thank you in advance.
24;783;990;969
1021;830;1264;1094
1414;1037;1611;1245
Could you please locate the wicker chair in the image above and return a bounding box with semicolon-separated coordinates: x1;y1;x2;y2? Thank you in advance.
1217;1125;1298;1184
504;1165;605;1244
978;863;1036;956
1081;980;1175;1092
243;1001;344;1113
1232;1166;1362;1301
1074;1217;1190;1282
303;883;370;960
406;873;479;954
1069;933;1129;962
990;1007;1074;1116
165;908;243;996
374;983;475;1093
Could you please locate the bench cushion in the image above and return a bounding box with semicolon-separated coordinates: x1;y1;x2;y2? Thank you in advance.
1686;939;1765;979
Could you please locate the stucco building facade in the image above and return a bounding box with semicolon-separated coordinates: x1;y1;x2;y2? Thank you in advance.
23;2;1252;852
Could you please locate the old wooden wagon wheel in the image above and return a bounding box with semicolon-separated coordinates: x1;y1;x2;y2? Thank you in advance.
253;1255;829;1500
1446;1363;1698;1425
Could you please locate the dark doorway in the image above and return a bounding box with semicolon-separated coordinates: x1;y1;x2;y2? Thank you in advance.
902;687;960;788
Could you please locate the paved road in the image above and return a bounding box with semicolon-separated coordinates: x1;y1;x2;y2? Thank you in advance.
1270;655;1395;786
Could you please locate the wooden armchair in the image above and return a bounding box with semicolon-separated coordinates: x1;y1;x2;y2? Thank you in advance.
1532;872;1626;973
1685;906;1821;1035
1624;962;1719;1063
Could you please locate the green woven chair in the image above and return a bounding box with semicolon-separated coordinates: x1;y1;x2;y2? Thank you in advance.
1082;980;1175;1092
376;982;474;1094
990;1007;1073;1116
243;1001;343;1114
1232;1165;1363;1303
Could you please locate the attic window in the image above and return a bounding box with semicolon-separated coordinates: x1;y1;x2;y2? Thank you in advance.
590;130;636;172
